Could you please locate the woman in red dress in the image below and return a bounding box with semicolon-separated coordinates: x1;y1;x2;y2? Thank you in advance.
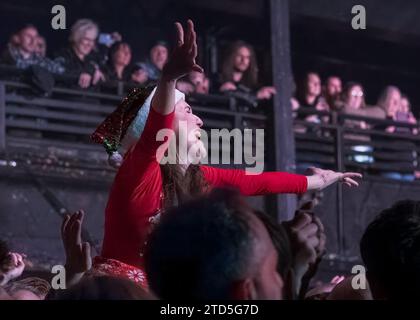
90;20;361;280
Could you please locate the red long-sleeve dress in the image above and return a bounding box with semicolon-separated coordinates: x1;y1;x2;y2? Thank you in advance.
101;107;308;268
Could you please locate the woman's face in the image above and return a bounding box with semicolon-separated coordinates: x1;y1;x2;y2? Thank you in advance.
386;89;401;117
234;46;251;72
114;44;131;67
74;28;97;57
346;85;364;110
173;99;206;163
150;45;168;70
307;73;321;96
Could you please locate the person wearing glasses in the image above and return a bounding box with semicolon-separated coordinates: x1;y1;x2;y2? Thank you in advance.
55;19;105;88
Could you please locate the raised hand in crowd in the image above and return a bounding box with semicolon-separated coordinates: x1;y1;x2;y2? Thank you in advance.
282;201;326;298
0;252;26;286
61;210;92;287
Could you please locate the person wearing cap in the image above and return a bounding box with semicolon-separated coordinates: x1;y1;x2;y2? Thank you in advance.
91;20;362;271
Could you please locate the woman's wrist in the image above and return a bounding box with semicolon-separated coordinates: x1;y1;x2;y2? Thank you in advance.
306;175;324;191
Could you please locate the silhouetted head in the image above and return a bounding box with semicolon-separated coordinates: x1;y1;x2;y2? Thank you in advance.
145;188;283;300
360;200;420;300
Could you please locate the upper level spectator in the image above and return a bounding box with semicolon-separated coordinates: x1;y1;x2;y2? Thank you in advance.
0;25;64;74
135;41;169;83
296;72;324;108
377;85;401;120
218;40;276;100
394;94;418;135
295;72;329;123
341;82;368;129
375;85;402;132
323;75;343;111
55;19;105;88
102;41;133;83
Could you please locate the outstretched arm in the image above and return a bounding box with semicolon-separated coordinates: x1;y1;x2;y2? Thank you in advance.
305;167;362;191
151;20;203;115
201;166;362;196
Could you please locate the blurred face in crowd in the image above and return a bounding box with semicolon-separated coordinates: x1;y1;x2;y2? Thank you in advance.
307;73;321;97
239;211;284;300
18;26;39;55
113;43;131;67
35;36;46;57
150;44;168;71
400;97;410;114
346;85;364;110
386;89;401;117
74;28;97;58
173;100;206;163
326;77;342;97
234;46;251;72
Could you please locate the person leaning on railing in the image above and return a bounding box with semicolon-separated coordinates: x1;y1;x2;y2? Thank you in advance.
217;40;276;103
54;19;105;89
0;25;64;75
295;72;330;125
374;86;417;181
340;82;374;164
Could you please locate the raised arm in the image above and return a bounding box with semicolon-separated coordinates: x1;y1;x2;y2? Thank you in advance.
151;20;203;115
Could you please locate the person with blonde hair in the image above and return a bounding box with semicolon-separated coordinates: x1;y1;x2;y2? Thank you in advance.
55;19;105;88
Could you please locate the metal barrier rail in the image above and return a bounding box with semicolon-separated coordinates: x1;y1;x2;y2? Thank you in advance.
0;80;269;182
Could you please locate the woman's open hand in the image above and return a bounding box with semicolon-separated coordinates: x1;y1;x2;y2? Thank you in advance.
161;20;203;81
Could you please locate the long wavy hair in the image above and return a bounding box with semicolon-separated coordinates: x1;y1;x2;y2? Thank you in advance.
221;40;259;89
160;164;209;209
